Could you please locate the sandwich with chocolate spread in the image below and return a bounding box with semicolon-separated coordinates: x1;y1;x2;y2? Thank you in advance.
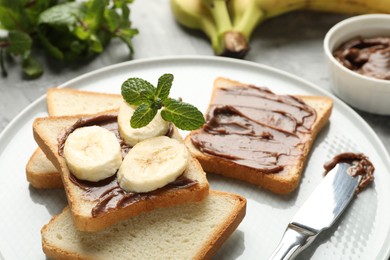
33;75;210;232
28;87;246;259
26;88;124;189
185;78;333;194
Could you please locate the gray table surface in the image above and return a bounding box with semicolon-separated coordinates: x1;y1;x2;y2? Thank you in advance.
0;0;389;155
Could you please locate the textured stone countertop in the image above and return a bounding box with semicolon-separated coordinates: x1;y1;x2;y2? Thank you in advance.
1;0;389;154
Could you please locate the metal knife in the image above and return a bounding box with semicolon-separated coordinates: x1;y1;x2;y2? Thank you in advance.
268;162;361;260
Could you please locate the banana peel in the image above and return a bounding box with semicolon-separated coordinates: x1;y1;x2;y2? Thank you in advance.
170;0;390;58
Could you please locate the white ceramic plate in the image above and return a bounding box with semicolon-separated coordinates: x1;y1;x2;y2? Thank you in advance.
0;56;389;260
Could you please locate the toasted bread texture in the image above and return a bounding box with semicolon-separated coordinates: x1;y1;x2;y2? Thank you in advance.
26;88;123;189
185;78;333;195
41;191;246;260
33;111;209;232
47;88;123;116
26;148;63;189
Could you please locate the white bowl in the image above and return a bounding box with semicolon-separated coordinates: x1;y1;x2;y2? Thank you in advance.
323;14;390;115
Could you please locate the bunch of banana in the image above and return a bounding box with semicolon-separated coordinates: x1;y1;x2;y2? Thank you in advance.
171;0;390;58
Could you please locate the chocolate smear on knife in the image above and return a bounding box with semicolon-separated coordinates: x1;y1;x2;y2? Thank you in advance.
324;152;375;194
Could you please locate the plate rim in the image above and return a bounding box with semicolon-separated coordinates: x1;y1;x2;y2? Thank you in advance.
1;55;389;259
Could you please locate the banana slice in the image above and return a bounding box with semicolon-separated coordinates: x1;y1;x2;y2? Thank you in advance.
118;101;170;147
117;136;189;193
63;126;122;182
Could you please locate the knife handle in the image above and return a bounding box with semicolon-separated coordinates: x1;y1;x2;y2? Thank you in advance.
268;223;318;260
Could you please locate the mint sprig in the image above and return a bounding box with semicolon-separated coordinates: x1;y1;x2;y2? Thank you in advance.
121;74;205;130
0;0;138;78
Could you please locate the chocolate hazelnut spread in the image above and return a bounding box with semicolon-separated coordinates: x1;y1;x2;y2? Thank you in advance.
58;113;197;217
69;173;196;217
324;152;375;194
190;85;316;175
333;36;390;80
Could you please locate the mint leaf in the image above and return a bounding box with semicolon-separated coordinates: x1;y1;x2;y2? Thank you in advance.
0;5;23;30
74;26;90;40
84;0;105;31
37;2;81;28
24;0;54;29
120;2;130;25
108;0;138;56
104;9;121;33
156;73;173;101
130;103;158;128
121;77;156;106
3;30;43;78
6;30;32;56
161;98;205;130
22;55;43;78
0;2;31;32
116;28;138;55
69;40;84;54
113;0;133;26
37;30;64;60
140;89;156;105
89;34;103;53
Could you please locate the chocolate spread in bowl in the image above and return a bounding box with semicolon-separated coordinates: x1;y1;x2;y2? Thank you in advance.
333;36;390;80
324;152;375;194
58;113;197;217
190;85;317;175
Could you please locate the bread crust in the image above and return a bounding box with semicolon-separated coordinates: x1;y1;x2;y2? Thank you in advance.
26;148;63;189
46;88;122;116
195;191;246;260
185;78;333;195
34;110;209;232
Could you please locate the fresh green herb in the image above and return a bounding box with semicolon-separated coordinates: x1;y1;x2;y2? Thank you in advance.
0;0;138;78
121;74;205;130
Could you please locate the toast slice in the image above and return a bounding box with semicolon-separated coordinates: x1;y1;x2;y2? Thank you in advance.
26;148;63;189
46;88;123;117
185;78;333;195
33;111;209;231
26;88;123;189
41;191;246;260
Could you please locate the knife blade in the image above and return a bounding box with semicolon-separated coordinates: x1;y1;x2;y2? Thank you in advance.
268;162;361;260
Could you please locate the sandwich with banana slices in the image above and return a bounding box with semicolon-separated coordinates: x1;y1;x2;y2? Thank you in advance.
33;74;210;232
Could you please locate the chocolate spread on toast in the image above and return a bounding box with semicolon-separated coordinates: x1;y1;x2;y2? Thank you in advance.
324;152;375;194
190;85;316;175
333;36;390;80
58;114;130;158
58;114;197;217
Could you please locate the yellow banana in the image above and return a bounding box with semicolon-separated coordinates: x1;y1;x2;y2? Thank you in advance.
230;0;264;41
171;0;390;58
257;0;390;17
170;0;221;53
201;0;249;57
